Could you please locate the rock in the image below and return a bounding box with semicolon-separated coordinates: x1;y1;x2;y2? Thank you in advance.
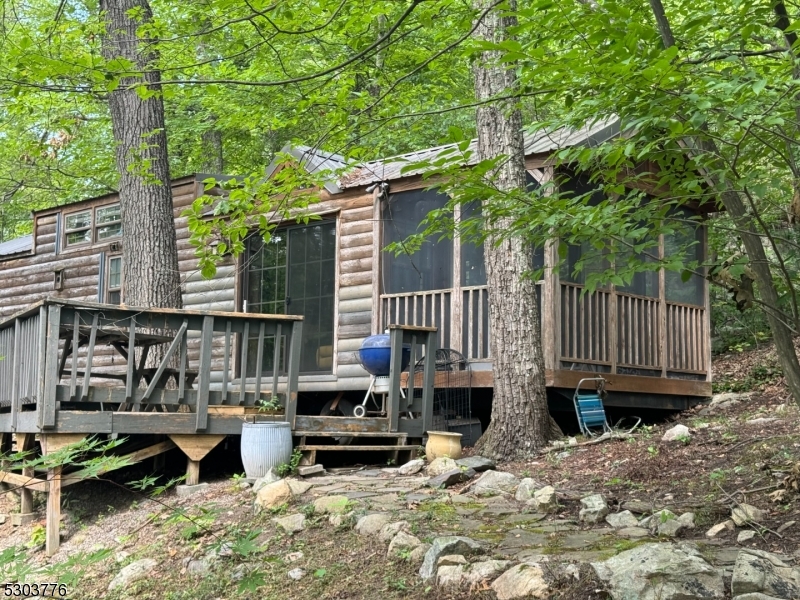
731;548;800;598
398;459;426;476
776;520;795;534
438;560;512;589
388;531;422;557
297;464;324;477
491;562;550;600
515;478;539;502
606;510;640;529
273;513;306;535
527;486;558;513
745;418;779;426
237;481;251;491
328;511;354;528
409;543;430;563
591;542;724;600
313;495;350;514
621;500;653;514
738;531;756;543
108;558;158;591
662;424;691;442
641;509;677;532
579;494;609;524
186;558;213;576
678;512;696;529
706;520;735;538
438;554;468;566
254;480;294;512
285;551;304;562
0;514;5;525
419;536;483;580
427;457;459;477
115;551;130;563
355;513;392;537
658;519;685;537
467;560;513;584
617;527;650;538
732;504;767;526
252;469;281;493
711;392;751;406
287;568;305;580
286;479;312;496
437;565;468;588
732;594;787;600
471;470;520;497
456;456;496;472
379;521;409;543
427;467;475;489
176;483;210;497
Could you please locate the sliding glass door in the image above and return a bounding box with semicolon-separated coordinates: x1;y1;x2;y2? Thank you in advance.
245;221;336;374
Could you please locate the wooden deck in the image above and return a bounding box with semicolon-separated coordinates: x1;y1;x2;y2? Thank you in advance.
0;300;438;555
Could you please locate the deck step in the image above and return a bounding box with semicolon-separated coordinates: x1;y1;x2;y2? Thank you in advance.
294;431;407;438
297;444;410;451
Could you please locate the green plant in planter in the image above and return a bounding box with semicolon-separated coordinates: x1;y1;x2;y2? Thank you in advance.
257;397;283;413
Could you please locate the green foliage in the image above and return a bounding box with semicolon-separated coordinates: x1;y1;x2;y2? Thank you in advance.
276;448;304;477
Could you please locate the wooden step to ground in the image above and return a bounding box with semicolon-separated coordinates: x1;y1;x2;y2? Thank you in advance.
295;431;414;466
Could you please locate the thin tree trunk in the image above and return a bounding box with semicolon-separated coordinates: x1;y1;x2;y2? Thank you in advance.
649;0;800;406
201;122;224;174
100;0;182;310
471;0;559;460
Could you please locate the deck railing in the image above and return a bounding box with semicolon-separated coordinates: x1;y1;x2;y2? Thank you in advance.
560;282;707;375
0;298;303;434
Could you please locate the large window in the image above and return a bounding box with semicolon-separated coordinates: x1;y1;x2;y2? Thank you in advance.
64;203;122;247
245;221;336;374
382;189;453;293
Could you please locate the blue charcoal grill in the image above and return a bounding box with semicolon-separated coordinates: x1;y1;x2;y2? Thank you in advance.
572;377;611;437
356;334;411;418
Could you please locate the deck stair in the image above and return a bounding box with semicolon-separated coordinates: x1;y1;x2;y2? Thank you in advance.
294;431;414;465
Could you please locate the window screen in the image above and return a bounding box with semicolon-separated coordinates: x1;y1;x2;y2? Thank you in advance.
665;208;705;306
383;189;452;293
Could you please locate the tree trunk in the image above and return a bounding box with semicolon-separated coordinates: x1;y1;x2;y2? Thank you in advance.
100;0;182;310
648;0;800;407
201;122;224;174
471;0;559;460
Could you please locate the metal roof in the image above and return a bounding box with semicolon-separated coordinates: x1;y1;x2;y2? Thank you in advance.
0;234;33;258
265;144;348;195
338;117;620;189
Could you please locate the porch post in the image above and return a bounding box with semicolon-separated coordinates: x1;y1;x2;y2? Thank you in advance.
659;234;667;377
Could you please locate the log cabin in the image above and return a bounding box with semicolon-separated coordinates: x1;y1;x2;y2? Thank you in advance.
0;119;713;418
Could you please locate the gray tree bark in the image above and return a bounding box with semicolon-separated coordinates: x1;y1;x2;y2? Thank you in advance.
648;0;800;407
100;0;182;310
472;0;559;459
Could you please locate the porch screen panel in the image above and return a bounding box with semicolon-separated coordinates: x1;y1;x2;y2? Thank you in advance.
664;209;705;306
383;189;452;293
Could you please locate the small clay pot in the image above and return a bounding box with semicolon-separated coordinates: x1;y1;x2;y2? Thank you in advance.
425;431;463;462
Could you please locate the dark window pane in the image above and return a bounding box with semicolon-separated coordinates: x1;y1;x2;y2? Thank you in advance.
383;188;453;293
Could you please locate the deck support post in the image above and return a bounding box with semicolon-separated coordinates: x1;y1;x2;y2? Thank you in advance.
16;433;35;514
186;458;200;486
46;465;62;556
168;434;226;486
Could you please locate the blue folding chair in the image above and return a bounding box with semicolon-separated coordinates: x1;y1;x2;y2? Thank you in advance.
573;377;611;437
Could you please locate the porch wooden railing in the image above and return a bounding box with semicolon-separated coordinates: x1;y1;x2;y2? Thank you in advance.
560;282;706;375
381;289;451;352
0;298;303;434
560;284;611;364
666;302;707;373
616;292;660;369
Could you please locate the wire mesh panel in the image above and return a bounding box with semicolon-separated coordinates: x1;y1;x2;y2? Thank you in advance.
412;349;481;446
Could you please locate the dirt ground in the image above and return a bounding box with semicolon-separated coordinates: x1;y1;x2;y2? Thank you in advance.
1;342;798;599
